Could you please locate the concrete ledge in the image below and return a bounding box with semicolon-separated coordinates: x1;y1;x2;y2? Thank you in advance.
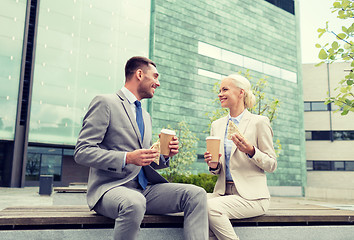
53;192;87;205
269;186;303;197
306;187;354;200
1;226;354;240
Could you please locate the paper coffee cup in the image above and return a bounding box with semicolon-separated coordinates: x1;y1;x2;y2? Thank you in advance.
160;129;176;155
206;136;221;162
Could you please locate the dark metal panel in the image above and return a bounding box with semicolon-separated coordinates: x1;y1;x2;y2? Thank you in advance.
11;0;40;187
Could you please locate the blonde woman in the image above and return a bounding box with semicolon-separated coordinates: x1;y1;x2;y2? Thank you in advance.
204;74;277;240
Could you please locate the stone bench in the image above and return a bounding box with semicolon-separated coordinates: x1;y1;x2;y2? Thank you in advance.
1;202;354;228
0;202;354;240
53;187;87;193
53;182;88;193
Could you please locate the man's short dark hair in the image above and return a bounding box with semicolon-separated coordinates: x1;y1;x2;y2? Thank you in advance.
125;56;156;80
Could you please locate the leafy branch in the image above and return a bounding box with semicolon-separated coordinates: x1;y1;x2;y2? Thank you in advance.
317;0;354;115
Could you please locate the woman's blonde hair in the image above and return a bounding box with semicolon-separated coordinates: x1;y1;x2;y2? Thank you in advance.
224;74;256;109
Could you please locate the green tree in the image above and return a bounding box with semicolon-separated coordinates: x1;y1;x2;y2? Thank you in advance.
205;70;282;156
316;0;354;115
158;121;199;182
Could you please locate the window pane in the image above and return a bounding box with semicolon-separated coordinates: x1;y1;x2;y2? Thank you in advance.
330;103;341;111
198;42;221;60
198;69;221;80
0;0;27;140
221;49;243;66
197;154;205;162
265;0;295;14
347;131;354;140
311;102;328;111
25;153;41;181
40;154;62;181
334;161;345;171
306;161;313;171
63;149;74;156
313;161;332;170
304;102;311;111
263;63;281;78
280;68;297;83
305;131;312;140
29;0;151;145
28;146;62;155
333;131;354;141
333;131;343;140
244;56;263;73
345;162;354;171
311;131;331;140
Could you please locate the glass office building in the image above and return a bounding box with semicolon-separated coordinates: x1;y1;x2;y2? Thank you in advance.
0;0;305;196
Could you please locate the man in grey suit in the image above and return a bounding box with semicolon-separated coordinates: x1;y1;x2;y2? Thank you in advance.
74;56;208;240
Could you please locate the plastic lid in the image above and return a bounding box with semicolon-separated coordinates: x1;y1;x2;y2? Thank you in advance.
206;136;221;140
161;129;176;135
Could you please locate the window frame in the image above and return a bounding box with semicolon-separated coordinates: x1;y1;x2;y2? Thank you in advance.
307;160;354;171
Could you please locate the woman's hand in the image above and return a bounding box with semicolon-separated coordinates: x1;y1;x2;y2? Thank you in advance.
231;134;255;157
204;151;221;169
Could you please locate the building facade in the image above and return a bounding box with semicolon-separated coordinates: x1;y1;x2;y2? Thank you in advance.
303;62;354;200
0;0;305;196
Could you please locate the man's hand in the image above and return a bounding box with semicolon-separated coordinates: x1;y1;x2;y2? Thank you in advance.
126;149;159;166
231;134;255;157
204;151;221;169
158;134;179;158
166;136;179;158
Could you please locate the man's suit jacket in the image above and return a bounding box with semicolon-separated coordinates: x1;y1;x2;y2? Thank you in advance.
209;110;277;200
74;90;168;209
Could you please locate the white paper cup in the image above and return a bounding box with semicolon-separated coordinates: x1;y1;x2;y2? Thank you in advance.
160;129;176;155
206;136;221;162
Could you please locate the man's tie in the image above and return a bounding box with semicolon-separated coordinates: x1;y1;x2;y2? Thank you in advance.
134;100;148;189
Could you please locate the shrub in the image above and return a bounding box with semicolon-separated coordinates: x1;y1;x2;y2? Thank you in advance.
162;173;218;193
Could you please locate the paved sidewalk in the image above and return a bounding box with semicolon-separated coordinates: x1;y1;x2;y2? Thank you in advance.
0;187;354;211
271;195;354;211
1;187;354;240
0;187;53;211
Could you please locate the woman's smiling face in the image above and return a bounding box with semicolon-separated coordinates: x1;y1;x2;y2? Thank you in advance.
218;78;244;109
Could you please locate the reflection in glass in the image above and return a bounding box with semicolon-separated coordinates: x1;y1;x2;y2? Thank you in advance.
334;161;345;171
25;146;63;181
63;149;74;156
25;153;41;181
40;154;62;181
306;161;313;171
304;102;311;111
0;0;27;140
345;162;354;171
333;131;354;141
311;102;328;111
28;146;62;155
29;0;151;145
308;161;354;171
313;161;332;171
305;131;312;140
